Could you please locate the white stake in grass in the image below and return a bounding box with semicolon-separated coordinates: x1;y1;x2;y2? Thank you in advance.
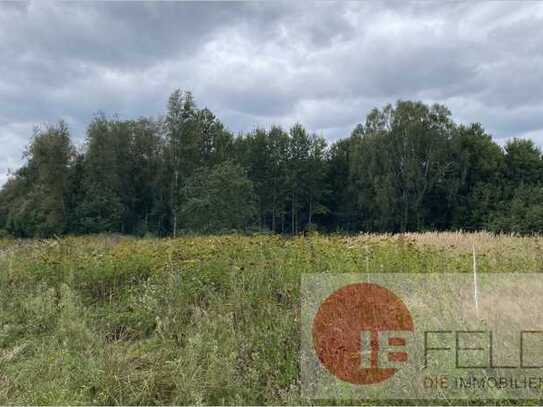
472;240;479;319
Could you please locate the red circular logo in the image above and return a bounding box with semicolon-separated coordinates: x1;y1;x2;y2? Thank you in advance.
312;283;414;385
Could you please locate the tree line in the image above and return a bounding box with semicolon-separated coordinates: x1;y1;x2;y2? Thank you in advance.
1;90;543;237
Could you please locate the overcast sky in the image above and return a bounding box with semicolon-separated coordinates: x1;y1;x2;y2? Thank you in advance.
1;1;543;186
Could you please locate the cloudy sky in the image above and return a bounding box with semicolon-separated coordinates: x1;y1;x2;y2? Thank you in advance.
1;1;543;186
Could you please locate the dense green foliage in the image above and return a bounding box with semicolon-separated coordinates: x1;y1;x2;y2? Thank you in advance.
1;233;541;404
1;91;543;237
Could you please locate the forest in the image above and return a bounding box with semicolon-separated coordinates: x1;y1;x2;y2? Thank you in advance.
1;89;542;238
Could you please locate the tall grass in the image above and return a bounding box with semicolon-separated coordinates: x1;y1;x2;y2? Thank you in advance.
0;233;541;405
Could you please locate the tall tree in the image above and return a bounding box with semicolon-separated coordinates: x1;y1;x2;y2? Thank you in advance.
180;161;256;232
350;101;455;231
128;118;164;235
1;122;73;237
326;138;357;231
266;126;290;232
504;138;543;186
165;90;200;236
1;93;542;237
449;123;504;229
74;115;125;233
286;124;328;233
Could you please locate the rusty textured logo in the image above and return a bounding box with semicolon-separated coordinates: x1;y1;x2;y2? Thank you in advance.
312;283;414;385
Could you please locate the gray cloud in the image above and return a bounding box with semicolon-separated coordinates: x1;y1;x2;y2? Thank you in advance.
1;1;543;186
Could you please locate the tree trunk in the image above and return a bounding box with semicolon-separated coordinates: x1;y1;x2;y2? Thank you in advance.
172;169;178;238
402;188;408;233
291;192;296;234
262;202;265;231
308;196;313;225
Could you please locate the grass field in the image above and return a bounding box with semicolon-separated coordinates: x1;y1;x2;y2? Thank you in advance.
1;233;542;405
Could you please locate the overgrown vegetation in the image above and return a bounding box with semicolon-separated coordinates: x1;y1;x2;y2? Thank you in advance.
2;91;543;237
1;233;542;404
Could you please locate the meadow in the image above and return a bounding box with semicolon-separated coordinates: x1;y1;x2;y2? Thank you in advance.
1;233;542;405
